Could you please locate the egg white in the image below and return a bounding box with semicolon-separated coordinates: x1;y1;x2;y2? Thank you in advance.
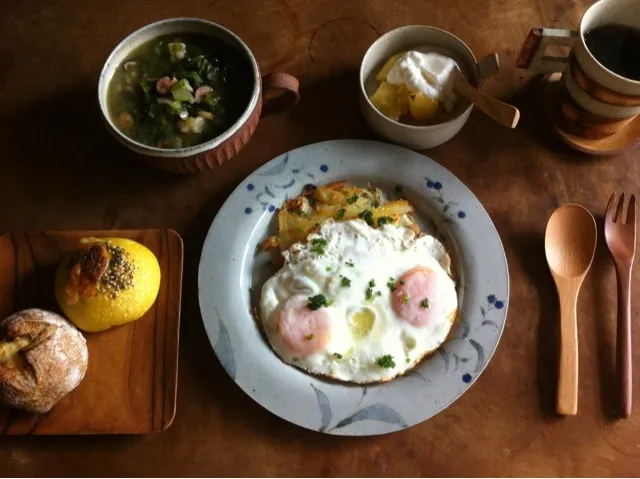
260;219;458;383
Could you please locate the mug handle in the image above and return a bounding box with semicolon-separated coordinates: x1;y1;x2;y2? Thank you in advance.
516;28;579;74
261;72;300;117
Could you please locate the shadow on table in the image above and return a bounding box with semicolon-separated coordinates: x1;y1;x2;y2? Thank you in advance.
2;84;185;226
511;230;562;418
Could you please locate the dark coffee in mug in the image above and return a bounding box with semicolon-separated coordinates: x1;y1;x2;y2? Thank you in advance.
584;24;640;81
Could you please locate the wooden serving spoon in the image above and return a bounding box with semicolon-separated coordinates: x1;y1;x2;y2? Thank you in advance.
545;204;597;415
454;69;520;129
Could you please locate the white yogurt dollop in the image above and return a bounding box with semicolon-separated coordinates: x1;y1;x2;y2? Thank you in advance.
386;51;460;112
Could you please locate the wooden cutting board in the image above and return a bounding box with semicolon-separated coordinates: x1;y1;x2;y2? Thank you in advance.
0;229;183;435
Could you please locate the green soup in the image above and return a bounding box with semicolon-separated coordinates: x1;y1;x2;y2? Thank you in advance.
107;34;254;149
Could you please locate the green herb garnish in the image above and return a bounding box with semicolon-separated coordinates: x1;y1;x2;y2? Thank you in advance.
308;294;329;310
420;298;430;308
377;355;396;369
326;266;332;272
336;208;346;220
300;211;309;219
402;293;410;304
340;276;351;287
333;353;343;359
311;238;328;255
359;209;374;226
377;216;393;226
346;260;355;267
406;358;410;363
387;277;396;292
399;279;405;285
365;279;378;301
347;194;359;205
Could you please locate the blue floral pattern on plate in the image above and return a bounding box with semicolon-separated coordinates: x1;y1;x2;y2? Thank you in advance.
198;140;509;436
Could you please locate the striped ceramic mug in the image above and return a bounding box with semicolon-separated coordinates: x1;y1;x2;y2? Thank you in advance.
517;0;640;139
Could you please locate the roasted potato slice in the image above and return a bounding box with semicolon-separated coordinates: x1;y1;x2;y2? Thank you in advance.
260;183;419;252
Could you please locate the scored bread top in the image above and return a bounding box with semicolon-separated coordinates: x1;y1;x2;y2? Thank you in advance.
0;309;88;414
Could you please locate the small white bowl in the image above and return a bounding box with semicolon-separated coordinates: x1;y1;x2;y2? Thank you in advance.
359;25;500;150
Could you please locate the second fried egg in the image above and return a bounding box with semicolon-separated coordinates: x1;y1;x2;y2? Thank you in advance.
259;219;458;383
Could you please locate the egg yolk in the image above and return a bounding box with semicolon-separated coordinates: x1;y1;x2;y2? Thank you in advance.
391;267;446;327
276;295;332;356
349;308;376;338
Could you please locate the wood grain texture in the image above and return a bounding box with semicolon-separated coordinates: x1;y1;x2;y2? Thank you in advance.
545;205;597;416
0;230;182;435
3;0;640;476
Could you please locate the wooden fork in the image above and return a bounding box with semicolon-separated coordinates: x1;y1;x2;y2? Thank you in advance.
605;193;637;418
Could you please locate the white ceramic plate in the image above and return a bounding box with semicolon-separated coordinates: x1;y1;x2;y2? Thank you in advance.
199;139;509;436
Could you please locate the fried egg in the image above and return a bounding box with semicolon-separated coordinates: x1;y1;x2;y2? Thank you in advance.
259;219;458;383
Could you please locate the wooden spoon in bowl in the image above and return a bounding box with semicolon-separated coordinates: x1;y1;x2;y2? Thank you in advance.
454;69;520;129
545;204;597;415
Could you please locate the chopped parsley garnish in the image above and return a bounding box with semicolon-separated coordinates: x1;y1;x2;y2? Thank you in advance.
365;279;379;301
347;194;359;205
300;211;308;218
333;353;343;359
340;276;351;287
346;260;355;267
249;287;255;294
359;209;374;226
311;238;328;254
336;208;346;220
377;216;393;226
399;279;405;285
394;185;403;193
326;266;332;272
305;334;315;340
309;198;317;207
406;358;410;363
308;294;329;310
377;355;396;369
421;298;430;308
387;277;396;292
402;293;410;304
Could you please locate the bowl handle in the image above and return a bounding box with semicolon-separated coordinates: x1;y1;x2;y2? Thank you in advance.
475;53;500;87
261;72;300;117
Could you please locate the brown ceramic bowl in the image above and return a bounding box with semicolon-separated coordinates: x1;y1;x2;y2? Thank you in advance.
98;18;299;174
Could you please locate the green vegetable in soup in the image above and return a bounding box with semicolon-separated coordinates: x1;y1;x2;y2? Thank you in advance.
106;33;253;148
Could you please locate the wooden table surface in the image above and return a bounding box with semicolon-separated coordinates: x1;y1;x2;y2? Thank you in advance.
2;0;640;476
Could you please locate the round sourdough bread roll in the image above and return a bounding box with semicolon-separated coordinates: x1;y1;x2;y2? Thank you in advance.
0;309;88;413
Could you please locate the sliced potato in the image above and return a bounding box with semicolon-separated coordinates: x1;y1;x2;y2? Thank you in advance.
260;184;419;252
369;82;401;121
376;51;406;82
409;92;439;122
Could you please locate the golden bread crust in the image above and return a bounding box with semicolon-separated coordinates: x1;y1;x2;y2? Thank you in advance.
0;309;88;413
